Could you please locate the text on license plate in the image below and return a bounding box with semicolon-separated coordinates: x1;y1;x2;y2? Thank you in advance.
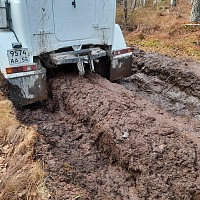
7;48;30;65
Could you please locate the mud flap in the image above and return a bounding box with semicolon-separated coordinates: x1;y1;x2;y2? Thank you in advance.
7;69;47;107
110;52;132;81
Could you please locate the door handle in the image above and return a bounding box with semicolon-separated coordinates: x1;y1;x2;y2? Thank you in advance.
72;0;76;8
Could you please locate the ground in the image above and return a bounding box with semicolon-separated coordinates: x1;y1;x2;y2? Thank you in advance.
2;0;200;199
116;0;200;61
17;51;200;199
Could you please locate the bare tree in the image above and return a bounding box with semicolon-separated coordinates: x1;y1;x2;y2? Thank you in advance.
131;0;137;8
130;0;146;8
171;0;176;6
190;0;200;22
123;0;128;23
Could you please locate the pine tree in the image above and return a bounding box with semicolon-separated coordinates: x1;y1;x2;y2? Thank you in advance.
123;0;128;23
171;0;176;6
190;0;200;22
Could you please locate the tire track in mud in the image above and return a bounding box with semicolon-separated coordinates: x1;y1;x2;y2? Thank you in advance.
126;47;200;120
119;47;200;147
131;47;200;100
18;72;200;199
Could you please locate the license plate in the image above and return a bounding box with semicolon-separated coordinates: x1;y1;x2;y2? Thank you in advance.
7;48;30;65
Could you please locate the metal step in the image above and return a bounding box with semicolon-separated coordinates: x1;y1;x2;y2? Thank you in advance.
49;48;106;65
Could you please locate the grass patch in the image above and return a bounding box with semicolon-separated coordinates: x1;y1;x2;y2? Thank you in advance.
117;0;200;61
0;95;50;200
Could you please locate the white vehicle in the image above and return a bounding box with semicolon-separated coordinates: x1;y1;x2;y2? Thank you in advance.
0;0;132;106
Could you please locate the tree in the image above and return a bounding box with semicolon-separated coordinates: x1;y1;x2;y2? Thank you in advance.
123;0;128;23
171;0;176;6
131;0;137;8
190;0;200;22
130;0;146;8
141;0;146;6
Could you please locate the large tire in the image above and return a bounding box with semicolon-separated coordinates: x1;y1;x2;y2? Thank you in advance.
0;71;8;97
94;56;110;80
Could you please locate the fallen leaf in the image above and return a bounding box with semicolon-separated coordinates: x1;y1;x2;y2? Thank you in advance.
159;144;164;150
18;189;28;197
0;158;5;164
30;191;37;196
22;164;31;170
2;145;10;154
1;168;6;173
3;145;9;150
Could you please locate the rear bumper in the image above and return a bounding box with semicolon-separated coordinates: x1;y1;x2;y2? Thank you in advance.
110;52;132;81
49;48;106;65
6;68;47;107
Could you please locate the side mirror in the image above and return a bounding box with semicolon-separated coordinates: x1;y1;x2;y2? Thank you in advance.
0;0;8;28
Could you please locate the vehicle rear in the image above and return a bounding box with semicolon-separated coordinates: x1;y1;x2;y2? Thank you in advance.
0;0;132;106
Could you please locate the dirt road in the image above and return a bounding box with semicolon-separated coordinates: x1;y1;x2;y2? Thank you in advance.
17;49;200;199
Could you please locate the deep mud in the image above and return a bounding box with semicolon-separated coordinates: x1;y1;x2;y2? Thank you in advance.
125;47;200;120
17;70;200;199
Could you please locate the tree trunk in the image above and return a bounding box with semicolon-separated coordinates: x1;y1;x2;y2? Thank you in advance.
171;0;176;6
131;0;137;8
123;0;128;23
190;0;200;22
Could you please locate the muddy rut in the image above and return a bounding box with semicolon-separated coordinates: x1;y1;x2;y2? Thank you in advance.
17;63;200;200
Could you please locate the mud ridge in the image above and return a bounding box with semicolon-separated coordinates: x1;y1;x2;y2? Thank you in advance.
118;47;200;121
18;73;200;199
132;47;200;99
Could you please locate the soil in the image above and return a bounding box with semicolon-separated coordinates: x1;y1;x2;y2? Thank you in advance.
17;48;200;199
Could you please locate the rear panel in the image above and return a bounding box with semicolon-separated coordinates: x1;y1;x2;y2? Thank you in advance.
0;1;7;28
53;0;96;41
10;0;116;56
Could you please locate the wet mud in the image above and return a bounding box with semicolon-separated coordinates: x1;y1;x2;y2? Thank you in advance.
125;47;200;120
18;68;200;199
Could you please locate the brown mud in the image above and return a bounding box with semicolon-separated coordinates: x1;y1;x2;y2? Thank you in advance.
125;47;200;119
119;48;200;146
17;59;200;199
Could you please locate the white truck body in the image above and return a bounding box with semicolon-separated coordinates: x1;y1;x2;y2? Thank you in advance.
0;0;132;106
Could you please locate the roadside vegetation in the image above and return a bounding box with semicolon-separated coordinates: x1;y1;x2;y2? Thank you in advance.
116;0;200;60
0;93;49;200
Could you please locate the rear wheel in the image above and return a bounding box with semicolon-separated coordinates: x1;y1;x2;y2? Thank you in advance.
94;56;110;80
0;71;8;97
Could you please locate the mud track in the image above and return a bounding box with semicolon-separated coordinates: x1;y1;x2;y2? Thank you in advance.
126;47;200;120
17;50;200;199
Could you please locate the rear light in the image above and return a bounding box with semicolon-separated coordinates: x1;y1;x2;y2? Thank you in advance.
6;65;37;74
114;47;131;56
32;65;36;70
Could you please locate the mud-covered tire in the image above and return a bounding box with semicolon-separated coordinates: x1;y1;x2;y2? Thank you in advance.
0;71;9;97
94;56;110;80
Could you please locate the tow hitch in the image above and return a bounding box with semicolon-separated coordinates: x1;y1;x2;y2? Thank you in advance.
50;48;106;76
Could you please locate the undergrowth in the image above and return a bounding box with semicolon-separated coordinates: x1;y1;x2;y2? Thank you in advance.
117;0;200;60
0;95;50;200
